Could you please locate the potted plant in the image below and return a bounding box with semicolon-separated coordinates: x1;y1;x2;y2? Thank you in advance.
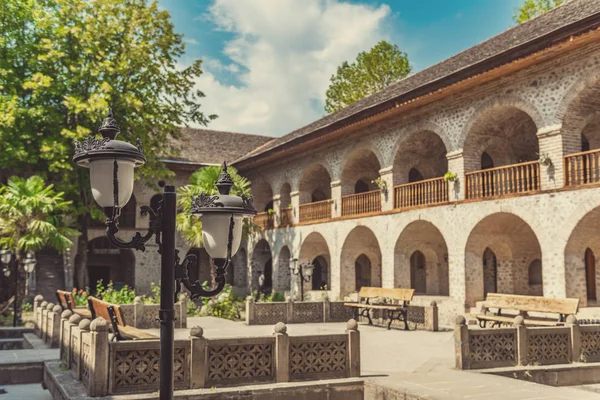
371;176;388;194
267;208;276;215
444;171;458;182
537;152;553;167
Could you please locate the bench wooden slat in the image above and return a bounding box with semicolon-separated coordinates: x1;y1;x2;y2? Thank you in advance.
344;303;404;310
476;314;564;327
484;293;579;315
119;325;158;339
56;290;76;310
88;297;126;326
88;296;157;341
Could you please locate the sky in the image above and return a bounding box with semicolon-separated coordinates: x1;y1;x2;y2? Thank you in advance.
159;0;524;137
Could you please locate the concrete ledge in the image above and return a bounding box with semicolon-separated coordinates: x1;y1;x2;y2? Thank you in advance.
44;360;364;400
479;361;600;386
0;327;34;339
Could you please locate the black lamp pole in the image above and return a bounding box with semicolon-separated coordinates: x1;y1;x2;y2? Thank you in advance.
73;111;256;400
12;256;18;327
290;260;313;301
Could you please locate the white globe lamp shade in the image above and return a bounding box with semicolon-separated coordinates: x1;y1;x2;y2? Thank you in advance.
201;214;243;259
0;250;12;265
89;159;136;208
24;260;36;273
304;264;315;278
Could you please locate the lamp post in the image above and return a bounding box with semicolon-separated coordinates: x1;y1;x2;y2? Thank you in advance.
0;250;18;327
289;257;314;301
73;111;256;400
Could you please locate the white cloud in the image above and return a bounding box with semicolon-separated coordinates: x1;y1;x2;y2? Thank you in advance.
190;0;391;136
184;38;199;46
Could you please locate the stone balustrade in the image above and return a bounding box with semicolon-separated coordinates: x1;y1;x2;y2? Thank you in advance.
454;315;599;370
57;316;360;397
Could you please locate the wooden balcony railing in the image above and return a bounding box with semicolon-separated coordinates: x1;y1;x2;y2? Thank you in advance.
393;177;448;210
299;200;333;223
564;148;600;187
254;212;275;230
465;161;540;200
341;190;381;217
280;208;293;227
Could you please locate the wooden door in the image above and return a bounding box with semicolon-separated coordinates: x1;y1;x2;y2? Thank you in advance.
586;248;596;300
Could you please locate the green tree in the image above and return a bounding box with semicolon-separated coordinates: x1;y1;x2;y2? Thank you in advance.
513;0;564;24
324;40;411;114
176;165;251;248
0;175;78;320
0;0;215;286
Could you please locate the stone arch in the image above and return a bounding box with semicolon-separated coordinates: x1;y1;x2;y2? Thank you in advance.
299;232;331;293
275;246;291;291
394;220;449;295
231;247;247;289
528;259;543;295
461;98;542;173
251;239;272;294
253;181;274;212
299;163;332;204
340;147;382;196
392;129;448;185
464;212;542;305
87;237;135;291
340;226;382;296
565;205;600;306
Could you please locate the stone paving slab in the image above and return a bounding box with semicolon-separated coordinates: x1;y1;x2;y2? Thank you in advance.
0;348;59;364
0;384;52;400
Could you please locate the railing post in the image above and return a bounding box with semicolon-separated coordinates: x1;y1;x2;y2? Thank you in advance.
50;305;63;348
33;294;43;315
323;296;330;322
89;317;109;397
133;296;144;328
429;301;439;332
273;322;289;382
43;302;55;343
454;316;470;370
245;296;254;325
514;316;527;366
189;326;207;389
287;296;294;322
179;293;188;329
346;319;360;377
567;315;581;362
331;180;342;218
65;314;81;370
36;299;47;337
59;310;73;364
74;319;91;380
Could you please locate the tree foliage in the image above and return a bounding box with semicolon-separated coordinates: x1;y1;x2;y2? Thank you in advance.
176;165;252;248
0;0;215;285
324;40;411;114
513;0;564;24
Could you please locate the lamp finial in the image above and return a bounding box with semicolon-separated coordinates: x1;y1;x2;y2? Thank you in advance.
216;161;234;195
98;108;120;140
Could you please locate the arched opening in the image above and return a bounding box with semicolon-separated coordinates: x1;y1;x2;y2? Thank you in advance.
340;226;382;296
341;148;381;196
87;237;135;291
252;182;274;212
355;254;371;291
299;232;331;294
481;152;494;170
275;246;291;291
393;130;448;186
394;220;449;295
251;239;272;294
527;258;543;296
565;206;600;305
410;251;426;293
185;247;212;286
465;213;542;305
299;164;331;204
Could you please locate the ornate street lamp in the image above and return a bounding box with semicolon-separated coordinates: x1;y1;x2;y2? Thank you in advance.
23;252;37;297
73;111;255;400
289;257;314;301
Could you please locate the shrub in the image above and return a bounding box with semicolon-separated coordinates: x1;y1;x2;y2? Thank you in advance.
95;281;136;304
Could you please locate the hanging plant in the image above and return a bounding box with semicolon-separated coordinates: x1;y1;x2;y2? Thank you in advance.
537;152;553;167
371;177;388;192
444;171;458;182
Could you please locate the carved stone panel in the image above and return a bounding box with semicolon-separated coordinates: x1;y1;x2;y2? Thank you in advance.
289;338;348;381
527;330;571;365
469;330;517;369
581;329;600;362
292;302;322;323
206;342;274;386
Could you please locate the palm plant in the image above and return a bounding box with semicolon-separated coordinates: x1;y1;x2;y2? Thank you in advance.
176;165;253;248
0;175;78;321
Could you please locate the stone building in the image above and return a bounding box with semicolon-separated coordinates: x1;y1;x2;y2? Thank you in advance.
64;0;600;328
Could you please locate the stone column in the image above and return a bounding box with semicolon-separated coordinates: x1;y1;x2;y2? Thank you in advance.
179;293;188;329
454;316;470;370
537;124;567;190
189;326;207;389
65;314;82;372
323;297;330;322
346;319;360;377
43;302;55;343
73;318;91;380
36;299;47;337
134;296;144;328
286;297;294;322
446;150;465;201
273;194;281;228
33;294;43;314
273;322;289;382
567;315;581;363
88;318;109;397
290;191;300;224
245;296;255;325
331;180;342;218
514;316;527;366
59;310;73;364
49;305;63;348
379;166;394;211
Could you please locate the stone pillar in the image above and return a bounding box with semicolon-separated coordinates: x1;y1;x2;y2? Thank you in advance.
50;305;63;348
59;310;73;364
537;124;565;190
454;316;470;370
446;150;465;201
36;299;47;337
290;191;300;224
331;180;342;218
134;296;144;328
245;296;254;325
346;319;360;377
43;302;55;343
179;293;188;329
286;297;294;323
189;326;207;389
379;166;394;211
567;315;581;362
323;297;330;322
73;319;91;380
88;318;109;397
66;314;82;372
273;194;281;228
430;301;439;332
514;316;527;366
273;322;289;382
33;294;43;314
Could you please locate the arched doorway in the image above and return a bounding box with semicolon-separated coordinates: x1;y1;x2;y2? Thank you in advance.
355;254;371;291
299;232;331;295
586;248;597;301
251;239;272;294
410;251;426;293
340;226;382;296
482;248;497;297
312;255;329;290
87;237;135;291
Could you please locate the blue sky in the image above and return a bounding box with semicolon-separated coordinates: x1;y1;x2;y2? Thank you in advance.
159;0;523;136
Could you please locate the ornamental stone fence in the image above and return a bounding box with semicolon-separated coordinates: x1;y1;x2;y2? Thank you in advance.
32;295;187;348
56;316;360;397
246;297;439;331
454;315;600;370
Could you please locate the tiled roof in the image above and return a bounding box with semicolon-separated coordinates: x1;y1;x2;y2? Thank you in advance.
235;0;600;165
166;128;273;166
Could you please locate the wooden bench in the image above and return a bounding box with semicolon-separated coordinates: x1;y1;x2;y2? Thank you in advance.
344;287;415;330
473;293;580;328
55;290;92;319
87;296;157;341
